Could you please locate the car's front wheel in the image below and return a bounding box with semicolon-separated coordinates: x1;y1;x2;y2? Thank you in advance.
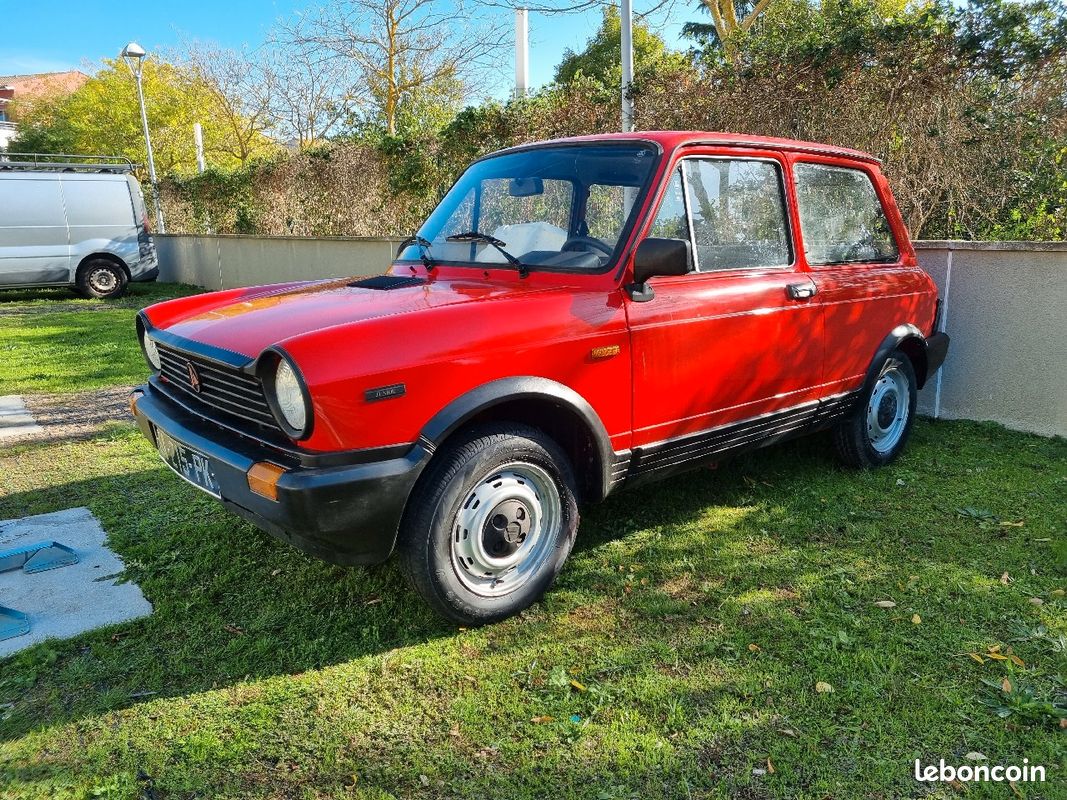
832;350;917;467
398;423;579;625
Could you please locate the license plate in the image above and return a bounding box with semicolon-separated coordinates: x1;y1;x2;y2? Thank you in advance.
154;427;221;498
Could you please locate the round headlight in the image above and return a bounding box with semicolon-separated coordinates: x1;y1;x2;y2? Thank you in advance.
273;358;308;432
142;333;161;371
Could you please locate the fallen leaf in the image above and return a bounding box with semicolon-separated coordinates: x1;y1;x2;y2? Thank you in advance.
1000;572;1011;585
815;681;833;694
419;774;430;787
873;600;897;608
767;757;776;774
988;644;1002;653
1002;677;1013;693
1051;589;1065;599
270;568;282;577
1009;654;1025;668
1030;597;1044;606
948;778;966;793
569;679;587;692
223;624;243;636
987;652;1008;661
968;653;986;664
999;520;1024;527
748;643;761;653
1060;718;1067;729
449;723;461;738
777;728;797;738
912;613;922;624
1009;780;1023;799
965;751;987;761
530;715;554;724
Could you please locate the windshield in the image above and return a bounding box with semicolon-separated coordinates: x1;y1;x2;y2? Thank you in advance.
397;142;659;272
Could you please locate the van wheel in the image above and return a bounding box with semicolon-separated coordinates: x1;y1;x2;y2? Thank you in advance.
832;351;917;468
77;260;128;299
398;423;579;626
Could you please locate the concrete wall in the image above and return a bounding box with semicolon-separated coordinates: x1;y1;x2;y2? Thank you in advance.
914;241;1066;438
155;234;404;290
154;234;1066;438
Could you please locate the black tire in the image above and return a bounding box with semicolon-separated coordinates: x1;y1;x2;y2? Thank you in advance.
833;350;918;468
76;259;128;299
398;423;579;626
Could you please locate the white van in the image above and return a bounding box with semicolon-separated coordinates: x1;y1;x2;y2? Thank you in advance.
0;153;158;299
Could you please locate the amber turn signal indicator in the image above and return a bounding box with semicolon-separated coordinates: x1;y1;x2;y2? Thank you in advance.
590;344;620;359
247;461;287;501
128;390;143;416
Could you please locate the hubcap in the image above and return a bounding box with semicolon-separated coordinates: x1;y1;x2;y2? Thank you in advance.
89;268;117;293
867;362;910;454
450;463;561;597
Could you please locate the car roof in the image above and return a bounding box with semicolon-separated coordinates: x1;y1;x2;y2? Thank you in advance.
500;130;881;165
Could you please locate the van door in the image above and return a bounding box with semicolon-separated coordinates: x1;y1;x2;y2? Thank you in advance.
61;176;139;275
0;176;71;286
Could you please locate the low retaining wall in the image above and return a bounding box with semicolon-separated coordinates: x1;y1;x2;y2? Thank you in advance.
153;234;1066;438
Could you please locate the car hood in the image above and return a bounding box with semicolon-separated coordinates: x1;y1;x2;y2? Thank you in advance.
158;275;562;358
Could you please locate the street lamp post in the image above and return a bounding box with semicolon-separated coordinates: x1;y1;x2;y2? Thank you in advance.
121;41;165;233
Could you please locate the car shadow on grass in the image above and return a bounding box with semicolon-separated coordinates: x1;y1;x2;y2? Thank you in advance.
0;419;1063;775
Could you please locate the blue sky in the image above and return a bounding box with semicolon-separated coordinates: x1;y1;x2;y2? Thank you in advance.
0;0;694;98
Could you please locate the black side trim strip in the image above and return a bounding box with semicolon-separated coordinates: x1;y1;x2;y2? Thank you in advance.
624;392;859;487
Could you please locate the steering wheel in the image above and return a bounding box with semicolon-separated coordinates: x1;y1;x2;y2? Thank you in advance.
561;236;613;257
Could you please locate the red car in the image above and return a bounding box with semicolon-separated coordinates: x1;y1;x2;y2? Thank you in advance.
131;132;949;624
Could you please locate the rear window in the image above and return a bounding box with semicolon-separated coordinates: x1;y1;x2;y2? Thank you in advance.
793;163;898;264
62;179;135;227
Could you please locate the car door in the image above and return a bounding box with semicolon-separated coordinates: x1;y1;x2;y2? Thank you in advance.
0;175;71;286
626;151;825;472
791;158;929;396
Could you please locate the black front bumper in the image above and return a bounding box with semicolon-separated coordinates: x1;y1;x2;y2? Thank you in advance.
131;383;429;565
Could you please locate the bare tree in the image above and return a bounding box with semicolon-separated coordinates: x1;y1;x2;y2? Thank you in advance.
287;0;507;135
180;41;275;163
265;18;361;147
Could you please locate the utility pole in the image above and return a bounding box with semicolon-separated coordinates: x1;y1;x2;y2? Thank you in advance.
193;123;206;174
620;0;634;132
515;7;529;99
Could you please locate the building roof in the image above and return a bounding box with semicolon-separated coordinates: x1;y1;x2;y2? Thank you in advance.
0;70;89;96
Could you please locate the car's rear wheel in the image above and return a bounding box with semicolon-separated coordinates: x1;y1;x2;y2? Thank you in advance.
398;423;579;625
77;259;128;299
832;351;917;468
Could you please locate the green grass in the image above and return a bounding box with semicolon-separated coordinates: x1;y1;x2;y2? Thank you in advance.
0;290;1064;799
0;283;203;394
1;423;1064;799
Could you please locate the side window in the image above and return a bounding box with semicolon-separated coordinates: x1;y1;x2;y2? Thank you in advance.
0;179;65;227
793;163;898;264
682;159;791;271
62;180;135;227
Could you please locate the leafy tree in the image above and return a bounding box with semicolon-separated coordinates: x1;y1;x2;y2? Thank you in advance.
554;6;685;85
9;58;277;175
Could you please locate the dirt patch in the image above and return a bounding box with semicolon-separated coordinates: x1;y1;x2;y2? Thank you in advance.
14;387;133;444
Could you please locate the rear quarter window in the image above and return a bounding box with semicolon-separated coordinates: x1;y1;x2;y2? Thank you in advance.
793;163;898;265
62;179;135;228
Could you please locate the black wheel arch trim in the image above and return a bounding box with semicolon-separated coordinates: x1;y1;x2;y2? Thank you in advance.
419;377;616;501
863;323;948;393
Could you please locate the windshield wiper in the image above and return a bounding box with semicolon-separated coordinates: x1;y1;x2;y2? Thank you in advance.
446;231;529;278
396;234;437;269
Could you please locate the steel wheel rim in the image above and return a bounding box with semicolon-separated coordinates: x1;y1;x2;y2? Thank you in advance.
450;462;561;598
867;362;910;453
89;267;117;293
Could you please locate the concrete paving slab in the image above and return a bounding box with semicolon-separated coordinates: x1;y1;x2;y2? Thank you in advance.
0;507;152;657
0;395;43;440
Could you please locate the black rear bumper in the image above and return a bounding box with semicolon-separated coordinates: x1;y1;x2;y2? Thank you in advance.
130;383;429;565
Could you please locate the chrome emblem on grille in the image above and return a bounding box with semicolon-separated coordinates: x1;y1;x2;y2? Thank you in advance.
186;361;202;393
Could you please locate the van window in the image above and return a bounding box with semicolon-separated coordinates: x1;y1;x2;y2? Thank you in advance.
62;179;135;227
682;158;792;272
0;179;66;227
793;163;898;264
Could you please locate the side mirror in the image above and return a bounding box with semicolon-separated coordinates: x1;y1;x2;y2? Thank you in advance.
629;237;691;301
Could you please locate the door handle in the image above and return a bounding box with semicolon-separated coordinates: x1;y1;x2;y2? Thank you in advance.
786;282;817;300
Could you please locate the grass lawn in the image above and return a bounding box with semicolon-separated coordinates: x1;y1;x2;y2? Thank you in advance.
0;283;202;394
0;287;1064;799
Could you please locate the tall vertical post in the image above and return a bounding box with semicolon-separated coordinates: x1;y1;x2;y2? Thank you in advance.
133;67;165;232
515;7;529;99
620;0;634;131
193;122;206;174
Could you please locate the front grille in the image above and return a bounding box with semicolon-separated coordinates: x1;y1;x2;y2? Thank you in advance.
156;343;280;432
